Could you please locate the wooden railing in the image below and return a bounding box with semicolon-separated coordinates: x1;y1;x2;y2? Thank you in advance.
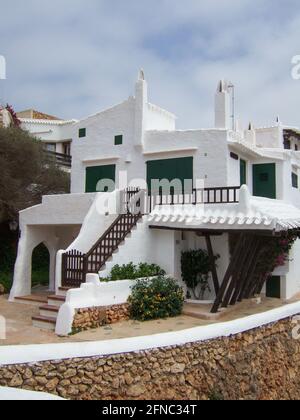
61;189;141;288
148;186;240;212
46;151;72;168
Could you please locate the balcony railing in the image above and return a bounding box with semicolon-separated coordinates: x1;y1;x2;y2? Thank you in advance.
46;151;72;168
123;186;240;214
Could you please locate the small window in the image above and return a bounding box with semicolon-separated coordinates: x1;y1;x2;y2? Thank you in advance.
292;172;298;189
114;135;123;145
284;140;291;150
295;145;298;151
79;128;86;138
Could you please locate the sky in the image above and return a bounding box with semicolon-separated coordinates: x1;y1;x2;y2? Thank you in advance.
1;0;300;129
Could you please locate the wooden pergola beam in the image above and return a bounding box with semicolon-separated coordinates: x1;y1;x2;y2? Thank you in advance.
204;234;220;295
222;235;256;308
211;234;245;313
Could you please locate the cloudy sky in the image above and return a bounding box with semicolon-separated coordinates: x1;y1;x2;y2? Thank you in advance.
1;0;300;129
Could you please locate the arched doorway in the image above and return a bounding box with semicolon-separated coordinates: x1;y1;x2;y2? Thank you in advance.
31;243;50;292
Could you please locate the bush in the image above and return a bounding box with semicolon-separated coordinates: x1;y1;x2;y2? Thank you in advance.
181;249;219;300
102;262;166;282
128;276;184;321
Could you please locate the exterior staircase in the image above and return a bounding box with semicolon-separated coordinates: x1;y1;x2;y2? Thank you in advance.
31;287;69;331
61;199;142;288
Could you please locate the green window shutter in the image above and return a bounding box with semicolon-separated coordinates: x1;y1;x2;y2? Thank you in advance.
240;159;247;186
85;165;116;193
253;163;276;199
292;172;298;189
79;128;86;138
146;157;193;194
114;135;123;145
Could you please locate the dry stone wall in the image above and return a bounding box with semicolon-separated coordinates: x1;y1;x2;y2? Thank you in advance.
0;316;299;400
72;304;130;332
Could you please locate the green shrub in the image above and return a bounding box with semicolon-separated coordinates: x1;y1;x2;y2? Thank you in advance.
181;249;219;300
102;262;166;282
0;270;49;294
128;276;184;321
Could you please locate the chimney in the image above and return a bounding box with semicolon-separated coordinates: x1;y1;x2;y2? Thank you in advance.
245;122;256;146
134;69;148;148
215;80;231;129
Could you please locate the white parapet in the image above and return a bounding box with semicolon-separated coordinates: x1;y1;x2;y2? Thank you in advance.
55;274;139;336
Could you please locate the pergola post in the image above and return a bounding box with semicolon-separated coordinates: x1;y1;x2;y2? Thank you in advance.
204;234;220;295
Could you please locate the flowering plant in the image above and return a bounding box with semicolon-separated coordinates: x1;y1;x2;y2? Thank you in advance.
128;276;184;321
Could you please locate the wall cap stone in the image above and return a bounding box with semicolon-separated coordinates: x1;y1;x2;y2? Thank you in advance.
0;301;299;367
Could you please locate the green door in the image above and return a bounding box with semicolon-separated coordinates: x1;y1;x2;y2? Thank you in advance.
146;157;193;194
85;165;116;193
253;163;276;199
240;159;247;186
266;276;281;299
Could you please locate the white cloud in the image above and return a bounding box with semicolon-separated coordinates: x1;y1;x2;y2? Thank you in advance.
1;0;300;129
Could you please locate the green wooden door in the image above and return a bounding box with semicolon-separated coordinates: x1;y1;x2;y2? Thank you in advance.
85;165;116;193
266;276;281;299
146;157;193;194
240;159;247;186
253;163;276;199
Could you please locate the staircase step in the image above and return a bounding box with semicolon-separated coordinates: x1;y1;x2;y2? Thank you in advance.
15;295;48;306
47;294;66;307
39;304;59;318
57;287;72;297
32;315;56;331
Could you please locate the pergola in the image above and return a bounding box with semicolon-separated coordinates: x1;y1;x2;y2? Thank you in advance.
148;186;300;313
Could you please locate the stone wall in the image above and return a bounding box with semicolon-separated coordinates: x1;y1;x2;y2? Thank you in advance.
0;316;299;400
72;304;130;332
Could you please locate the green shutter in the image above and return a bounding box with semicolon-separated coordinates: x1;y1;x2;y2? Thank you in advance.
292;172;298;189
240;159;247;186
114;135;123;145
146;157;193;194
79;128;86;138
85;165;116;193
253;163;276;199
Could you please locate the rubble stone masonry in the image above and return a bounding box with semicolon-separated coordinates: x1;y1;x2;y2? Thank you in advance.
0;316;299;400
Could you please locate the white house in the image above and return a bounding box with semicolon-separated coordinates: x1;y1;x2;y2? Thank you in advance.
9;71;300;330
16;109;76;169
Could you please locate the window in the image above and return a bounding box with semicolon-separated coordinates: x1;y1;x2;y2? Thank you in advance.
79;128;86;138
284;140;291;150
114;135;123;145
295;145;298;151
292;172;298;189
45;143;56;152
240;159;247;186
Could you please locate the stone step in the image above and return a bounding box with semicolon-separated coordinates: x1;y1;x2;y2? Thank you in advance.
39;304;59;318
32;315;56;331
57;287;72;297
47;294;66;308
15;295;48;307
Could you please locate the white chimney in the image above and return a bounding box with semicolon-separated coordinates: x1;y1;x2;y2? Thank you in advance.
134;69;148;148
244;122;256;146
215;80;231;129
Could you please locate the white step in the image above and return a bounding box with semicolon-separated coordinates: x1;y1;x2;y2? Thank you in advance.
39;305;59;319
47;295;66;308
32;315;56;331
